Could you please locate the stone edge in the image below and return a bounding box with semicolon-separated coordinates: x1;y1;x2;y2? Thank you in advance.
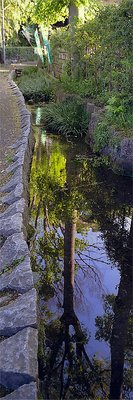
85;102;133;177
0;71;38;399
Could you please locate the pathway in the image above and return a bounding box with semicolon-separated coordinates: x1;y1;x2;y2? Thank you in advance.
0;68;21;193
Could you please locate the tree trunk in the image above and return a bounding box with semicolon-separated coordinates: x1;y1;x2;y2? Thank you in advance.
109;217;132;399
63;212;77;315
68;3;84;77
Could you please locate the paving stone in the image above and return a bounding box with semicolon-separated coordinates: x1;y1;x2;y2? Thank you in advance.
20;110;30;116
21;116;30;124
21;117;30;127
0;212;26;238
21;115;30;123
0;327;38;389
22;127;30;137
0;288;37;336
1;382;37;400
0;293;14;307
0;170;23;193
0;233;29;272
6;158;24;173
1;74;38;393
0;184;23;205
0;256;33;293
0;199;26;219
13;145;26;162
19;107;27;113
10;137;28;149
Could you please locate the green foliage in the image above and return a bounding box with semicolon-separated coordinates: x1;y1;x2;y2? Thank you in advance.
3;0;35;41
20;66;38;75
33;0;92;24
50;0;133;136
105;95;133;134
93;120;111;152
42;96;89;137
16;68;55;102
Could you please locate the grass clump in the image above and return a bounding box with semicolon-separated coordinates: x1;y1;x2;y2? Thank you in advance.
93;120;112;152
42;96;90;137
16;67;55;102
93;94;133;152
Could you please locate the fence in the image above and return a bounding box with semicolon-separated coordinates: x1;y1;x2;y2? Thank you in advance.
0;46;38;64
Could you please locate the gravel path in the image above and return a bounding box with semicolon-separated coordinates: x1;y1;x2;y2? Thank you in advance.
0;69;21;190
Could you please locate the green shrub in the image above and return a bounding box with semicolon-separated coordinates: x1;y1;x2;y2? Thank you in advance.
93;121;111;152
20;66;38;75
50;0;133;136
41;96;90;137
16;69;55;102
105;95;133;134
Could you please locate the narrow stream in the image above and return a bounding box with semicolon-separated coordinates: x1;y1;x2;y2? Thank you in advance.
30;106;132;400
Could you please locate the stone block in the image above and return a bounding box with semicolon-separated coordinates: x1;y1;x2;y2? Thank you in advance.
0;184;23;205
0;256;33;294
10;137;28;149
0;213;25;238
0;170;23;193
6;158;24;173
1;382;37;400
0;233;29;272
21;127;30;137
13;145;27;162
0;288;37;336
0;199;26;219
0;327;38;389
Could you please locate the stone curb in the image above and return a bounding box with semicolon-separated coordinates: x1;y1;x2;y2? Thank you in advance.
0;71;38;399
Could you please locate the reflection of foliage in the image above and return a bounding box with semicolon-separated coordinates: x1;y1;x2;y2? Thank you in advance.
95;294;133;399
30;127;132;399
37;231;63;286
30;132;111;398
95;294;132;356
41;316;108;400
30;139;66;220
95;294;115;343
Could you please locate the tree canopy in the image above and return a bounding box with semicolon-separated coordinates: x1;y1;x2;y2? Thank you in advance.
32;0;100;25
0;0;35;41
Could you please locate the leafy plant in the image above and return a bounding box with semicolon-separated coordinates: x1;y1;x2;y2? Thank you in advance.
50;0;133;137
41;96;90;137
93;120;111;152
16;68;55;102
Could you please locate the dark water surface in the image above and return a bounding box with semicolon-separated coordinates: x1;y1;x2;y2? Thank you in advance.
30;106;132;400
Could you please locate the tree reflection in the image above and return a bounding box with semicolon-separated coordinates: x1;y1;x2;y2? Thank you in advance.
92;170;133;400
30;130;132;399
109;216;132;400
40;211;107;400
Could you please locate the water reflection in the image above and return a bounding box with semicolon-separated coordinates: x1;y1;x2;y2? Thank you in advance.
30;112;132;400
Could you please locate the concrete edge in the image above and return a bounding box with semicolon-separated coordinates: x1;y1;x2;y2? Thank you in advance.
0;71;38;399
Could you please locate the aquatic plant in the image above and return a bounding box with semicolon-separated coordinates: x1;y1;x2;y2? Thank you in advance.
42;96;89;137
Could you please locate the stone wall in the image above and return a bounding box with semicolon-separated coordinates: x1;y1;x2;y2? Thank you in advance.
85;102;133;177
0;72;38;399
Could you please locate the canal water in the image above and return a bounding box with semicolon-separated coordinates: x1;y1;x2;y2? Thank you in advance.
30;106;132;399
